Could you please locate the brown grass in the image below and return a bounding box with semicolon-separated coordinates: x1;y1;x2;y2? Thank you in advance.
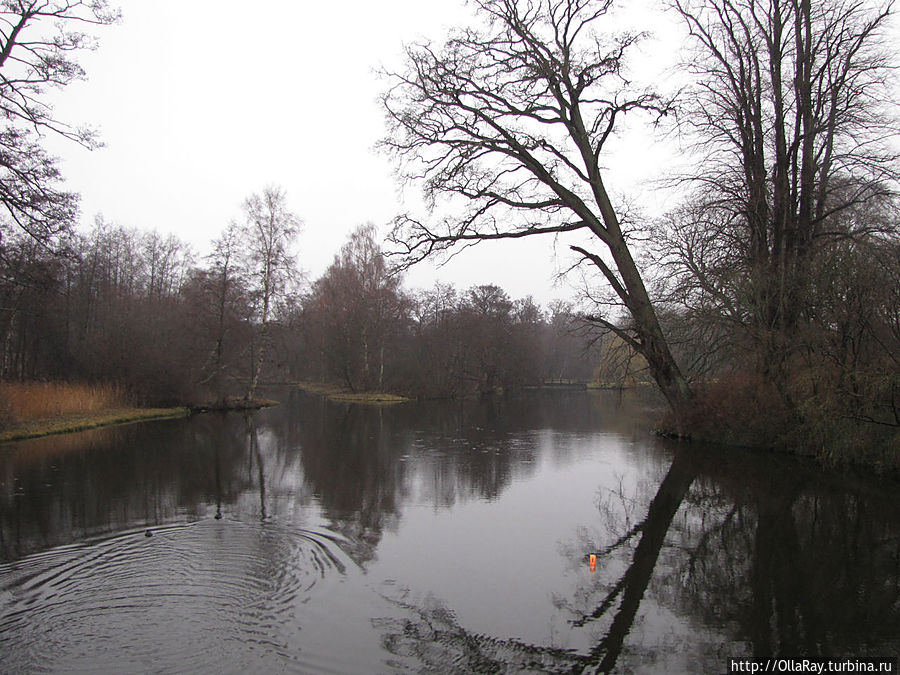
0;381;131;424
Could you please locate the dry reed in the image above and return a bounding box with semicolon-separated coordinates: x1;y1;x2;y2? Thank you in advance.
0;381;131;423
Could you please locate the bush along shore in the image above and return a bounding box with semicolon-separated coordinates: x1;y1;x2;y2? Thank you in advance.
656;375;900;478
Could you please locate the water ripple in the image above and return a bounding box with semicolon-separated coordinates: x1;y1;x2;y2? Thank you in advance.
0;518;356;673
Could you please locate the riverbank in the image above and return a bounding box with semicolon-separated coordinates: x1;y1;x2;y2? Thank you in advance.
656;378;900;478
295;381;409;404
0;407;191;443
190;396;280;413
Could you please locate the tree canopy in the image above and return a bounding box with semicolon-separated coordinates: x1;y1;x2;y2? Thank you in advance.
0;0;118;248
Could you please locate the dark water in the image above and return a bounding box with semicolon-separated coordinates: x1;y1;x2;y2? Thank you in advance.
0;391;897;673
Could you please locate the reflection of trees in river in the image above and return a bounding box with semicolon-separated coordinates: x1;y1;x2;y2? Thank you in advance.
400;390;650;437
665;449;900;658
571;448;899;667
374;450;697;674
287;392;620;549
0;415;251;561
397;397;533;506
3;393;587;563
283;396;403;564
3;391;896;670
378;445;900;672
375;589;585;673
0;389;648;563
572;450;697;672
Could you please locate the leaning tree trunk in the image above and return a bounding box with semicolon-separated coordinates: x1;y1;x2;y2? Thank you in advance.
613;240;694;428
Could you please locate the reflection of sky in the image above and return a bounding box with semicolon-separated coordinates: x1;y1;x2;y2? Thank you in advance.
372;431;663;652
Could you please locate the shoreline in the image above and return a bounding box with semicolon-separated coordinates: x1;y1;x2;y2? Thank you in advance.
294;381;409;404
0;407;191;443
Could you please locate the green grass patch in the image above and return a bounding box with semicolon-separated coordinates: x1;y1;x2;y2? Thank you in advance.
0;407;190;443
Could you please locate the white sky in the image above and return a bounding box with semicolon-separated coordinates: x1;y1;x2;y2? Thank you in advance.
45;0;689;305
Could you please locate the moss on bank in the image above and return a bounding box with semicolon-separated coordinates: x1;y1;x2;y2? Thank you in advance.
295;381;409;404
0;407;190;443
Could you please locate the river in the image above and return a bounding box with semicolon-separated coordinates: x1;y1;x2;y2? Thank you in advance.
0;390;897;673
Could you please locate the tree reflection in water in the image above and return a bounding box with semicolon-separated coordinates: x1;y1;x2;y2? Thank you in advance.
245;413;267;521
0;391;897;673
0;415;252;561
376;445;899;673
669;448;900;659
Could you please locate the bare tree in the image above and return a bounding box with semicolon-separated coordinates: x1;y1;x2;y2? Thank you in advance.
240;186;300;401
461;284;516;395
407;283;469;397
340;223;405;392
190;222;248;395
665;0;899;373
0;0;119;248
380;0;693;421
306;223;406;393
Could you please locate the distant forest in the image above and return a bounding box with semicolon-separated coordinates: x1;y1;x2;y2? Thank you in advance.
0;214;618;404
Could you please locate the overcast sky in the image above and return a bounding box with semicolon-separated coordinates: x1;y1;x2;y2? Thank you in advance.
45;0;690;305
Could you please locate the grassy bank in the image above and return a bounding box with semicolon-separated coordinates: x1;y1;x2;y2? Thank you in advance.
295;381;409;404
0;382;189;442
0;407;190;442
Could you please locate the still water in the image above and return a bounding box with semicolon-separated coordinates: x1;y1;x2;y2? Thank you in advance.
0;391;897;673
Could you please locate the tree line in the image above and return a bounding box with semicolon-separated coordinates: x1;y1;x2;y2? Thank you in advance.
0;207;609;405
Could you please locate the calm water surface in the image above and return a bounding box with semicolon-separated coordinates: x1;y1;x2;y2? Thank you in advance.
0;391;897;673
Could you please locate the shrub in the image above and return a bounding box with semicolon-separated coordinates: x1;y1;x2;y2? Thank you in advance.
670;373;797;449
